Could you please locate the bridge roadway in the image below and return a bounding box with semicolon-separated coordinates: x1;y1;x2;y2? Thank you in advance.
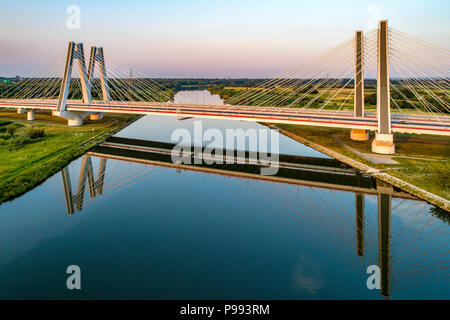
87;136;418;199
0;99;449;135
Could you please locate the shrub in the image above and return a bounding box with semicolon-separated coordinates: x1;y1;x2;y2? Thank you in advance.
0;133;12;140
25;128;45;139
365;93;377;105
433;165;450;190
6;126;16;135
7;129;45;150
8;137;32;150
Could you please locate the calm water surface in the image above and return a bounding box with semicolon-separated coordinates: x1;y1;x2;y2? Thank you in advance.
0;90;448;299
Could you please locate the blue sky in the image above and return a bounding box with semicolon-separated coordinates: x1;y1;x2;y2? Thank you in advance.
0;0;448;77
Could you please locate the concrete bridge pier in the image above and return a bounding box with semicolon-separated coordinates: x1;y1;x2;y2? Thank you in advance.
17;108;25;114
54;110;89;127
90;112;103;121
68;114;84;126
27;109;35;121
372;20;395;154
351;129;369;141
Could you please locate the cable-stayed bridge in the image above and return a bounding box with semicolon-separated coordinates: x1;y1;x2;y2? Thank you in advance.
0;20;449;154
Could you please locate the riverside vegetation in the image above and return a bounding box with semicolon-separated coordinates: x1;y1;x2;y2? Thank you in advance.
0;110;140;204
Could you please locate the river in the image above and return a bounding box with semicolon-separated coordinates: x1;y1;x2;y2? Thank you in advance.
0;90;448;299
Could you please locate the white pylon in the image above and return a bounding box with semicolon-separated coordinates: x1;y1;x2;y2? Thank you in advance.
55;42;110;125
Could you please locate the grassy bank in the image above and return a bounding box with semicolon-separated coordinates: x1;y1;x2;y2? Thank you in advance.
274;124;450;209
0;110;140;204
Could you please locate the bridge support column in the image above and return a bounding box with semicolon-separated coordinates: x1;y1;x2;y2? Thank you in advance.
27;110;35;121
17;108;25;114
372;20;395;154
351;30;369;141
68;115;83;126
54;111;89;127
351;129;369;141
89;113;103;121
86;46;109;123
372;133;395;154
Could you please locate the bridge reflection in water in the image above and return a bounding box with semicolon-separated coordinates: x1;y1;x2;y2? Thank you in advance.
59;137;447;298
62;156;107;214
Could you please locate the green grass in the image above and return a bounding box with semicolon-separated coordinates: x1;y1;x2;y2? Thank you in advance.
276;124;450;202
277;124;381;167
338;131;450;160
0;110;140;204
387;158;450;199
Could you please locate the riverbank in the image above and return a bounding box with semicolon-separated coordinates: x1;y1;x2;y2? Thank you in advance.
269;124;450;212
0;110;141;204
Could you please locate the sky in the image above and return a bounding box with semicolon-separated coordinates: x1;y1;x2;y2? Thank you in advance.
0;0;448;77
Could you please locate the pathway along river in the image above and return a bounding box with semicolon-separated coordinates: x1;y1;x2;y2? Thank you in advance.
0;90;448;299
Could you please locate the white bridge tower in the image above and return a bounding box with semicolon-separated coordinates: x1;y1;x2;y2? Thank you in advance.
54;42;110;126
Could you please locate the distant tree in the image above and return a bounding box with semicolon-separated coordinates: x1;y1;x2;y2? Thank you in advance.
366;93;377;105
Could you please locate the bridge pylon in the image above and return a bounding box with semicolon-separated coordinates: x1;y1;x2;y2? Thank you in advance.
54;42;110;126
87;46;111;121
351;30;369;141
372;20;395;154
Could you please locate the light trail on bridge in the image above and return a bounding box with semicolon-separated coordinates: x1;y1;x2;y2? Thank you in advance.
0;99;449;135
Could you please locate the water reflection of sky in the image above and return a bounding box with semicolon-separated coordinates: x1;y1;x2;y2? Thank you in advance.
1;156;447;299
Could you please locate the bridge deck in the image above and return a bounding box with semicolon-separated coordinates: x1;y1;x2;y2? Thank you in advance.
0;99;449;135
